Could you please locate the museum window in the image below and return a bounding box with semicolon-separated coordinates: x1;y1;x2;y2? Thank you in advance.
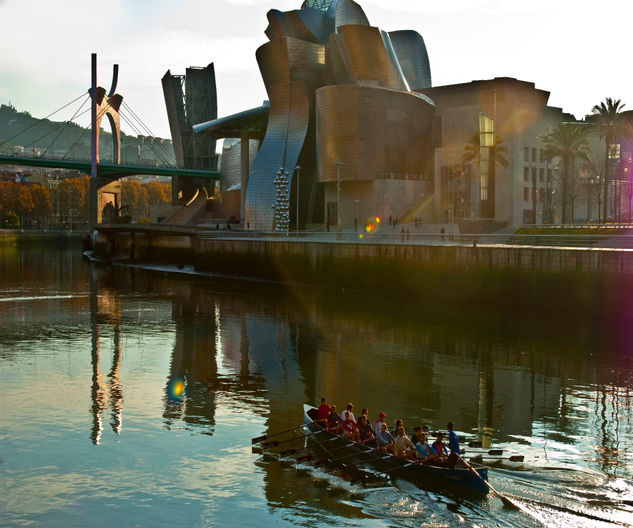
524;147;529;162
524;167;529;182
532;148;537;162
523;187;529;201
539;168;544;182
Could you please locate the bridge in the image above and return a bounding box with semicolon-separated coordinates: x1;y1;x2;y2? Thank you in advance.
0;155;219;180
1;53;220;229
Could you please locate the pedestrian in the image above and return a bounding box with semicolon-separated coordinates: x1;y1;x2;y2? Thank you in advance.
401;226;405;241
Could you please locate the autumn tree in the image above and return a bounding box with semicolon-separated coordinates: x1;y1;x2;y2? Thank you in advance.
121;179;148;220
30;184;52;225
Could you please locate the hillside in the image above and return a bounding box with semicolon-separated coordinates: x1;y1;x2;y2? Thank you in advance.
0;103;175;166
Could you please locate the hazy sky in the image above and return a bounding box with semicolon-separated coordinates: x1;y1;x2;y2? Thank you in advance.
1;0;631;140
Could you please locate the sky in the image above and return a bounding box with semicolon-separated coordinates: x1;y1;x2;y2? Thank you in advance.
1;0;631;140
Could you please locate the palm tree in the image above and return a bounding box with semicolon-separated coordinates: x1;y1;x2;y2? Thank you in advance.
541;123;591;224
462;133;509;168
590;98;627;222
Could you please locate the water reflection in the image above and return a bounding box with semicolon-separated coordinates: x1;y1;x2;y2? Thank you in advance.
2;246;633;526
83;263;633;470
89;268;123;444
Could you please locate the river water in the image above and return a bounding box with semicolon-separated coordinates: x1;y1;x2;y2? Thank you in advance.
1;245;632;527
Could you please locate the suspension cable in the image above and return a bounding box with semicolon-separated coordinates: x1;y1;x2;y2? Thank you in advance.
121;101;177;164
119;113;173;167
0;93;88;147
40;96;92;158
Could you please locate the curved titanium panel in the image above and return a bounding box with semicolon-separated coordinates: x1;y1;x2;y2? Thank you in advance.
316;84;435;183
380;30;411;92
388;30;432;90
244;38;327;230
266;0;369;45
266;9;325;44
329;25;408;92
327;0;370;29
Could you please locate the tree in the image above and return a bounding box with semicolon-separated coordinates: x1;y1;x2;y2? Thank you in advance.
144;180;170;205
590;98;627;222
121;179;148;220
462;133;509;168
30;183;52;226
541;123;591;224
57;176;87;221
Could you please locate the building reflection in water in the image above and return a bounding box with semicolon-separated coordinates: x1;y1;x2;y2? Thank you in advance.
88;264;632;482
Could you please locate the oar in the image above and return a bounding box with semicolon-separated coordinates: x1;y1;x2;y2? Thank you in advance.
251;423;311;444
464;448;504;456
314;445;378;466
457;454;522;510
278;437;351;458
469;454;524;463
260;429;326;449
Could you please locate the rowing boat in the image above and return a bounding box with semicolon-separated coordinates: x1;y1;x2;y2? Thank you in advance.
302;404;490;495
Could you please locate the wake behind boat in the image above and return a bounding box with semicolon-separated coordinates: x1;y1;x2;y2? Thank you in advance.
302;403;491;495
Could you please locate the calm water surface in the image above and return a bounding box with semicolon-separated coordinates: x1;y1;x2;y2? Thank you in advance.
1;245;632;527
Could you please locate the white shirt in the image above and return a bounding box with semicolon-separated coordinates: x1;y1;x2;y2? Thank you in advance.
341;410;356;423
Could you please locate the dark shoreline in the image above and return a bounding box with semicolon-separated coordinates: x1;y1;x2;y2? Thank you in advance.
0;229;86;246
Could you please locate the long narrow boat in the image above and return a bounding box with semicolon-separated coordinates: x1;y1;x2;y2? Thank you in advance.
303;404;490;495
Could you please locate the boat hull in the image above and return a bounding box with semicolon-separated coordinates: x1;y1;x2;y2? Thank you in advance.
303;404;490;495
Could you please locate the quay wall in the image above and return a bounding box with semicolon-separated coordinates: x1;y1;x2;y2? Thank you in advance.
94;231;633;312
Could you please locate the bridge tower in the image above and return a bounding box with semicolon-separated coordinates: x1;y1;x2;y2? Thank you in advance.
89;53;123;229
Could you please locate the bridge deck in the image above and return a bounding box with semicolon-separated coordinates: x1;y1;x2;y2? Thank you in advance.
0;155;220;180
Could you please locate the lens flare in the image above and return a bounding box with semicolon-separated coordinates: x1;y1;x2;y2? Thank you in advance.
364;216;381;233
167;376;186;401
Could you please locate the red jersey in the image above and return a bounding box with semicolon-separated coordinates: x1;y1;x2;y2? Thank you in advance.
318;403;331;420
342;418;358;434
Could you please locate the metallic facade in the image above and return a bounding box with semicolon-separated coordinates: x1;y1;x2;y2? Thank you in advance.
389;30;432;90
192;0;435;230
162;64;218;203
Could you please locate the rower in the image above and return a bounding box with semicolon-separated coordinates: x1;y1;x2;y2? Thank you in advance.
317;397;331;428
410;425;423;446
357;415;375;445
376;422;394;452
394;427;416;460
431;431;449;465
414;432;440;464
372;411;387;436
446;421;461;468
341;411;360;442
326;404;341;431
340;402;356;423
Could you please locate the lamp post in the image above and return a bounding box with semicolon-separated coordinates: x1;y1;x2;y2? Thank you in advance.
335;161;343;232
294;165;301;232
